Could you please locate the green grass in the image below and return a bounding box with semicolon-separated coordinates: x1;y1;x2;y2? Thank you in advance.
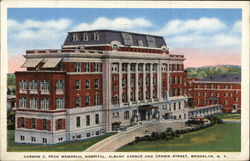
118;123;241;152
7;131;115;152
213;113;241;120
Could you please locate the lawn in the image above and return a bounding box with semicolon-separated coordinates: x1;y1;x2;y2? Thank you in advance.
213;113;241;120
7;131;115;152
118;123;241;152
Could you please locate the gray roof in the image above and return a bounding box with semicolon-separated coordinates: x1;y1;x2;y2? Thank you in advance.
63;29;166;48
199;74;241;82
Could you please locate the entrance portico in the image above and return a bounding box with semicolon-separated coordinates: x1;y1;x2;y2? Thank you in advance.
138;105;159;121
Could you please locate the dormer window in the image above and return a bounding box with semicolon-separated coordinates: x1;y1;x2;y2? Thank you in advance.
72;33;78;41
146;36;156;47
82;33;88;41
138;40;144;46
121;33;133;46
93;32;99;40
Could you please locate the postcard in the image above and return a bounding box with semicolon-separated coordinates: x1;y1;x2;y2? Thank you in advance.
1;1;249;161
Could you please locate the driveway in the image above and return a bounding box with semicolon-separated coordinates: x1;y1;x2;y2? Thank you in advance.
85;120;188;152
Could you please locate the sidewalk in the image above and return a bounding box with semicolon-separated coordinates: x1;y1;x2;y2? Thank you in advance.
84;120;187;152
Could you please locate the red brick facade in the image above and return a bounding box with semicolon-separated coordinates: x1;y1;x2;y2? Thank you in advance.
193;82;241;112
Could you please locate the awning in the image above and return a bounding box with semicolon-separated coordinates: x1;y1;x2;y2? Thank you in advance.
21;58;43;68
42;58;62;68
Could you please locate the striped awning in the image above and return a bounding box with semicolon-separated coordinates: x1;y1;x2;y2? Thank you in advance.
42;58;62;68
21;58;43;68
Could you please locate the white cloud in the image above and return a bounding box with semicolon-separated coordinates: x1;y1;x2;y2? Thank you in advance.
157;17;226;36
8;18;71;31
232;20;241;33
72;17;153;31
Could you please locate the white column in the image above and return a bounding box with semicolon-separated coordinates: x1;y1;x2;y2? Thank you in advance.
135;63;139;102
150;63;153;101
103;59;112;132
119;62;122;107
127;63;131;105
143;63;146;101
157;62;162;101
167;63;170;98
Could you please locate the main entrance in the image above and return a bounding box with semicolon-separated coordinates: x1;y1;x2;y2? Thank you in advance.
138;105;158;121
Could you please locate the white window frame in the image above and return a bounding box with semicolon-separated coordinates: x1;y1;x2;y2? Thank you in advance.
19;80;27;90
85;80;90;89
41;98;49;110
30;97;38;109
82;33;88;41
76;80;81;90
56;98;64;109
85;63;90;72
19;98;27;108
93;32;99;40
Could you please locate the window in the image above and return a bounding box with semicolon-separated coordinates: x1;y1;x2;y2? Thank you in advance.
31;137;36;142
197;92;200;96
95;114;99;124
86;115;90;126
40;80;50;90
122;93;127;103
85;80;90;89
76;117;80;128
122;64;127;72
75;97;81;107
121;33;133;46
138;64;143;71
153;77;156;86
76;80;81;90
169;64;172;71
122;78;126;88
56;98;64;109
94;79;99;89
82;33;88;41
96;131;100;136
58;119;62;130
146;36;156;47
30;97;38;109
235;97;238;102
19;98;27;108
138;77;142;87
29;80;38;90
152;64;157;71
113;95;119;104
86;133;91;137
179;102;181;110
72;33;78;41
146;90;150;100
162;64;166;71
85;63;90;72
203;92;206;97
130;64;136;72
93;32;99;40
21;117;25;128
225;100;228;105
146;64;150;71
138;40;144;46
146;77;150;86
75;62;81;72
85;96;90;106
20;135;25;141
111;64;118;72
124;111;129;120
19;80;27;90
94;95;99;105
94;63;100;72
42;138;47;143
41;98;49;110
130;77;134;87
56;80;64;90
113;44;118;50
31;118;36;129
224;93;228;97
174;102;176;111
43;119;47;130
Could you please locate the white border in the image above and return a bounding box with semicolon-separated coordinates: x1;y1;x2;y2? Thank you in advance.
1;1;249;161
